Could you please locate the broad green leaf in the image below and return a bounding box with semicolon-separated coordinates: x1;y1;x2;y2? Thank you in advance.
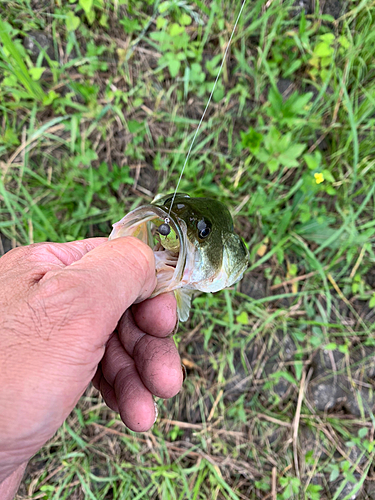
283;58;302;77
86;9;95;24
168;58;180;77
99;13;108;27
158;1;170;13
320;56;332;68
324;342;337;350
339;35;350;49
314;41;333;58
43;89;59;105
290;92;313;113
322;169;335;182
180;13;192;26
256;150;270;163
169;23;185;37
304;151;321;170
120;17;141;33
66;11;80;31
156;16;167;29
278;132;292;151
329;466;340;482
236;312;249;324
149;31;170;42
358;427;368;438
268;87;283;113
127;119;144;134
213;86;224;102
320;33;335;44
241;127;263;155
279;143;306;166
29;67;45;81
79;0;93;15
190;62;205;83
267;157;280;173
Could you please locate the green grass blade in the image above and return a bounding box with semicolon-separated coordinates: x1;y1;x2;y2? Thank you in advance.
0;17;45;101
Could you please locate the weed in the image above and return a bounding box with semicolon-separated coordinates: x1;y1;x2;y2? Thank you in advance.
2;0;375;498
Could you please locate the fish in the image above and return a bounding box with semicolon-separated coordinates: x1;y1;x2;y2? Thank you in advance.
109;193;249;321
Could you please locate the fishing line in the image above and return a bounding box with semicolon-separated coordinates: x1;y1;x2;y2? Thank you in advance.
163;0;248;228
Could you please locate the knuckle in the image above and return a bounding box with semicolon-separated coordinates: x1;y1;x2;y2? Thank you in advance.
0;244;39;267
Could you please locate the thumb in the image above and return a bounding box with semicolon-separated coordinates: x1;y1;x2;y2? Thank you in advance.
34;237;157;348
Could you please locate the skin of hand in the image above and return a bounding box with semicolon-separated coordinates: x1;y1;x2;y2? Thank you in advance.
0;236;182;495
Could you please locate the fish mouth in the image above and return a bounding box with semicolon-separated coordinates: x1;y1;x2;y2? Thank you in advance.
109;205;190;296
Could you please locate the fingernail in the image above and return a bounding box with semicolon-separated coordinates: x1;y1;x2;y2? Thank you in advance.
181;363;187;382
153;399;159;424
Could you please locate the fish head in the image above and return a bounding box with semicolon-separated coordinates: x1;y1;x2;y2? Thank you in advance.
154;194;249;293
109;193;248;320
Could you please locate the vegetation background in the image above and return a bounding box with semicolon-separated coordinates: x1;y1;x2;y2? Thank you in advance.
1;0;375;498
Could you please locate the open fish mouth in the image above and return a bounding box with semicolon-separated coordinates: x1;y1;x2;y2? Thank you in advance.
109;204;190;297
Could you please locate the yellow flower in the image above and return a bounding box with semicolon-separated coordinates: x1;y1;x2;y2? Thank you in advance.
314;172;324;184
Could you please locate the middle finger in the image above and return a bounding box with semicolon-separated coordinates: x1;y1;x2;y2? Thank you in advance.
118;310;183;399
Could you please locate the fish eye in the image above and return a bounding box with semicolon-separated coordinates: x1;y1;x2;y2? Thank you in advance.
197;218;211;239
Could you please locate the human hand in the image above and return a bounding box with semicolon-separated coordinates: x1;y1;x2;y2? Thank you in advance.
0;237;182;486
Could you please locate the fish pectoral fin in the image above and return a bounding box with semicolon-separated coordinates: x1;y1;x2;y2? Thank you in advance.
174;288;194;322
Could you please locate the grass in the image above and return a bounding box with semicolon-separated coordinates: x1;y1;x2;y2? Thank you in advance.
2;0;375;498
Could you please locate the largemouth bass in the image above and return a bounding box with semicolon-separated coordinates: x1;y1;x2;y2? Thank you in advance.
109;193;248;321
